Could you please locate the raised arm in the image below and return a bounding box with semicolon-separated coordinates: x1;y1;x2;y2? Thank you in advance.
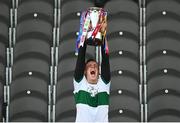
74;43;87;82
101;43;110;84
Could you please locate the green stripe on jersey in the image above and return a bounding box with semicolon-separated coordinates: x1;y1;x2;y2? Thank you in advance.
74;90;109;107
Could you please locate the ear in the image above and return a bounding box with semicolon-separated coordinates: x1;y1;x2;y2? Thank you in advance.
84;67;87;75
84;69;87;79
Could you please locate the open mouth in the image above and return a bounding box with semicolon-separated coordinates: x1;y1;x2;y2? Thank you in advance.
90;71;95;75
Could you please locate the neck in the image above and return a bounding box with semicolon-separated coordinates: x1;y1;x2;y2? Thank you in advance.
87;78;98;84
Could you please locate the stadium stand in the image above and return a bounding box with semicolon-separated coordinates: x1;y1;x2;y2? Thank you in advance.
146;0;180;121
9;0;53;121
105;0;140;122
0;0;10;121
55;0;95;121
0;0;180;122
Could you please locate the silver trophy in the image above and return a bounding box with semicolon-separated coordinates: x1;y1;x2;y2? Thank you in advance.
86;7;105;46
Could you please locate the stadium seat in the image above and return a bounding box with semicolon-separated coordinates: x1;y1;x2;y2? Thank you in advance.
9;77;48;121
17;0;53;42
105;0;140;121
10;42;50;122
14;38;50;59
10;37;50;121
110;57;139;76
56;93;76;122
109;93;140;122
146;0;180;20
9;0;53;121
61;0;93;19
105;0;139;18
147;55;180;76
18;0;54;19
9;96;47;121
61;0;94;38
146;0;180;121
58;38;95;59
111;74;139;97
16;20;52;43
148;95;180;122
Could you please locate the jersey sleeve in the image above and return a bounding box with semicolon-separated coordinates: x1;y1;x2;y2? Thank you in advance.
74;43;87;82
101;43;111;84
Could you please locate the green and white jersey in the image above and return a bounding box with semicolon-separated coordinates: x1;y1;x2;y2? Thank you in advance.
73;75;110;122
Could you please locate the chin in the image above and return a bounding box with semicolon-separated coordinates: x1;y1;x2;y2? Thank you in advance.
89;76;98;82
89;80;98;84
91;78;97;81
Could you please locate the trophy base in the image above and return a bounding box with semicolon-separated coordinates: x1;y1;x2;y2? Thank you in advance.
86;31;103;46
86;37;103;46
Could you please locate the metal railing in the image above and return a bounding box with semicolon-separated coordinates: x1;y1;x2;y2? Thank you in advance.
51;0;61;122
4;0;17;122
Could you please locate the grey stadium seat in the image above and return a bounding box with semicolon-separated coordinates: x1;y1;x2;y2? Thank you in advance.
60;0;93;38
9;0;53;121
9;77;48;121
58;38;95;59
10;39;50;121
109;93;140;122
0;0;10;121
148;94;180;122
10;97;47;121
105;0;139;18
104;0;140;121
17;0;53;42
110;73;139;99
16;20;52;43
61;0;93;19
146;0;180;121
146;0;180;43
148;75;180;97
110;57;139;77
56;93;76;122
14;38;50;60
18;0;54;20
146;0;180;20
147;55;180;76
